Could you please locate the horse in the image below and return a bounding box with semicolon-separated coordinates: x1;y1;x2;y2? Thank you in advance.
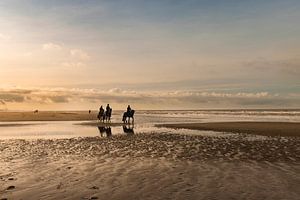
97;110;105;122
103;108;112;122
122;110;135;124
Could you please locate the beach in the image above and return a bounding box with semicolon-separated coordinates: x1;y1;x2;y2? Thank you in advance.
157;122;300;137
2;0;300;199
0;111;98;122
1;133;300;200
0;110;300;200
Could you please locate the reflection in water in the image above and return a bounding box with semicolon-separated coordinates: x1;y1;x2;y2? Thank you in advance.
97;125;135;137
123;125;134;135
97;126;112;137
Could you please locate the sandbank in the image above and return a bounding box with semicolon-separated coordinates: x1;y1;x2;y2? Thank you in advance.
157;122;300;137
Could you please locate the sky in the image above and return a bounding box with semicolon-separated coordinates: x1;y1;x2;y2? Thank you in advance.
0;0;299;110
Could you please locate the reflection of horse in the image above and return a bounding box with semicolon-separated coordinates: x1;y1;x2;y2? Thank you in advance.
122;110;135;124
123;125;134;135
97;126;112;137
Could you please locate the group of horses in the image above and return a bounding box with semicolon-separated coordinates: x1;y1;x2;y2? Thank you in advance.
97;108;135;124
97;108;113;122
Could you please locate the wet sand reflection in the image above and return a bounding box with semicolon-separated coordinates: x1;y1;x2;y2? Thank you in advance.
97;125;134;137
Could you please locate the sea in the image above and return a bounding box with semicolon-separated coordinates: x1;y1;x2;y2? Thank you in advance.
0;109;299;139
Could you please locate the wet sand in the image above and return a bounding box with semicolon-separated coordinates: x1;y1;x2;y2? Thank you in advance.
0;111;98;121
157;122;300;137
1;112;300;199
75;121;124;127
1;133;300;200
0;123;41;127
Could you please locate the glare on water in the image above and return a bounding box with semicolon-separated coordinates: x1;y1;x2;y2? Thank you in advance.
0;110;299;139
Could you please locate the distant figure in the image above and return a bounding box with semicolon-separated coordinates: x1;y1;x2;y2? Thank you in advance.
122;106;135;124
34;110;38;113
89;110;91;114
97;106;105;122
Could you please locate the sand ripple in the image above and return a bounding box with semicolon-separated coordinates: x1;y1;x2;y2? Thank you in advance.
0;133;299;162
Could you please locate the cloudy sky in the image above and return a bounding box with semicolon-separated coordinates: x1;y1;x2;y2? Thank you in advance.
0;0;299;110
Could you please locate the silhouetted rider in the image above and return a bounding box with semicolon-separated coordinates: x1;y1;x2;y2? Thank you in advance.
99;105;104;115
127;105;132;114
106;104;111;113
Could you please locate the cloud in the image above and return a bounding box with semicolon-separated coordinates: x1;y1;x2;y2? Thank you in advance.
0;93;25;103
70;49;91;60
23;52;33;57
47;96;70;103
0;86;299;109
40;43;91;68
0;33;11;40
108;88;123;93
42;43;62;51
61;62;86;68
244;58;300;77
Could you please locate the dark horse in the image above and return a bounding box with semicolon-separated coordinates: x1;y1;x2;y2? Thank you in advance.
122;110;135;124
104;108;112;122
97;110;104;122
97;108;112;122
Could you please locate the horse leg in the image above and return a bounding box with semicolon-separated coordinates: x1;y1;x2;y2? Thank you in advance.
123;113;126;123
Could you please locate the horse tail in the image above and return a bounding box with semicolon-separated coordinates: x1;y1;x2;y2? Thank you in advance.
122;112;126;122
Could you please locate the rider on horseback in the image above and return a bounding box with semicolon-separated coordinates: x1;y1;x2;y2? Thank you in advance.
123;105;134;123
99;106;104;115
106;104;111;113
127;105;131;115
97;105;104;121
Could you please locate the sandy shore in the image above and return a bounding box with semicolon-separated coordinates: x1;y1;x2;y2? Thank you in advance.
0;111;98;121
1;133;300;200
157;122;300;137
75;121;124;127
1;112;300;199
0;123;42;127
